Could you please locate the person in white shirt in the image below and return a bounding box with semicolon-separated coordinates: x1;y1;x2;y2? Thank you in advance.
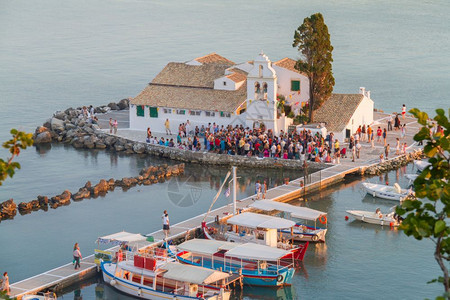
162;210;170;239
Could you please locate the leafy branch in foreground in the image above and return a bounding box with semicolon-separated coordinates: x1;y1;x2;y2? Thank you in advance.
396;108;450;299
0;129;34;186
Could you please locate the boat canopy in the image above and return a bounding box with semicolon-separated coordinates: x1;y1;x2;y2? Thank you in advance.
226;212;296;229
96;231;146;246
225;243;291;261
160;262;230;285
250;200;326;221
177;239;239;256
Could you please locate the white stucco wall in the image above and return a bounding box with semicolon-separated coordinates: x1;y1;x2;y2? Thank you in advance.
344;95;374;136
129;105;243;134
272;65;309;112
214;76;237;90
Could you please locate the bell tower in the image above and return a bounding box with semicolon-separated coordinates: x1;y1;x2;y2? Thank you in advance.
245;52;278;133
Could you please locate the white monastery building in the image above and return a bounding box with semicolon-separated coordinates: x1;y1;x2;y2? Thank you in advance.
130;52;373;140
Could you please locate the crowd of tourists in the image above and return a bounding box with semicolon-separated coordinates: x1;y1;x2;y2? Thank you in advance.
145;120;369;164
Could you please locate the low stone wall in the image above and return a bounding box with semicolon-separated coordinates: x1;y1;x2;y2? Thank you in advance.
33;102;326;170
0;163;184;222
362;149;423;175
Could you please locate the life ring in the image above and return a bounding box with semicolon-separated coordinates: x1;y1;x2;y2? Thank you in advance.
319;215;327;224
110;279;117;286
312;235;319;242
277;275;284;282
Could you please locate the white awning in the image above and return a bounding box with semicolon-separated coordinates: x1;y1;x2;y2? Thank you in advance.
97;231;146;245
225;243;291;261
160;262;230;285
177;239;239;256
226;212;296;229
250;200;326;221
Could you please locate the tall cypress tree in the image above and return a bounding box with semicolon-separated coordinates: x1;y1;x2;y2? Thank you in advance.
293;13;335;122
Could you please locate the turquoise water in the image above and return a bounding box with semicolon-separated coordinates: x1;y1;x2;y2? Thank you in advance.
0;0;448;298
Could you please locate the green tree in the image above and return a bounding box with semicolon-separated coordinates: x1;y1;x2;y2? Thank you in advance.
293;13;335;122
396;108;449;299
0;129;34;186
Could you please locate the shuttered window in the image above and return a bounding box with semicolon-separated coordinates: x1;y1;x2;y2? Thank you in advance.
136;105;145;117
149;107;158;118
291;80;300;91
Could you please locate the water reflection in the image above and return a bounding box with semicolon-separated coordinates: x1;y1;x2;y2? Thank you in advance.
35;143;52;156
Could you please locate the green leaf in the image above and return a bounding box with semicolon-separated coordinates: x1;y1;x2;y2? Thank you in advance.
434;220;446;235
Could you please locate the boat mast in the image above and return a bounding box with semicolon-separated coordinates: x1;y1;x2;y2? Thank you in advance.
232;166;237;215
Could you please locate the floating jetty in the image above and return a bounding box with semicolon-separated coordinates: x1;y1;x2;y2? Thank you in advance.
9;152;422;298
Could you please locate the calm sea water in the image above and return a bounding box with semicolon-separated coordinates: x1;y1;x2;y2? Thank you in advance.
0;0;448;299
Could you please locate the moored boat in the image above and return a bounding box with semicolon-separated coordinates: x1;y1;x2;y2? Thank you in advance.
101;254;235;300
362;182;413;201
346;208;401;226
414;160;431;172
249;199;328;243
219;212;309;260
172;239;296;287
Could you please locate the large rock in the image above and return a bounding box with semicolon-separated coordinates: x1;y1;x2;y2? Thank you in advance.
37;195;48;207
117;98;129;110
50;190;71;208
34;131;52;144
51;117;65;132
65;123;76;130
90;179;110;197
0;199;17;220
108;102;119;110
54;111;66;120
72;188;90;201
133;143;146;154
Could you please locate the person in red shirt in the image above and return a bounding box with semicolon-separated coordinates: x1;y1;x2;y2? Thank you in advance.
376;127;382;143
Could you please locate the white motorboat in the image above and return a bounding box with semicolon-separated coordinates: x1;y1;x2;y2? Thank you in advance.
414;160;431;172
102;255;234;300
346;208;401;226
362;182;413;201
249;199;328;242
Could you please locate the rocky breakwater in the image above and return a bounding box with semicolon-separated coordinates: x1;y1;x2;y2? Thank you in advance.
1;164;185;221
363;149;423;175
33;99;129;145
32;99;325;170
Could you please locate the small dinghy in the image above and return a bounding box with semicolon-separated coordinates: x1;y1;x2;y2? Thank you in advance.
362;182;413;201
346;208;401;226
414;160;431;172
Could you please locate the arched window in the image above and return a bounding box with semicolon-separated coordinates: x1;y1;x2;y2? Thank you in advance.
254;82;260;93
262;82;268;100
259;65;263;77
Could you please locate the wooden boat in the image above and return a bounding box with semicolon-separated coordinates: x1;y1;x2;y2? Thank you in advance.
216;212;309;260
414;160;431;172
346;208;401;226
172;239;296;287
362;182;413;201
101;253;234;300
249;200;328;243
